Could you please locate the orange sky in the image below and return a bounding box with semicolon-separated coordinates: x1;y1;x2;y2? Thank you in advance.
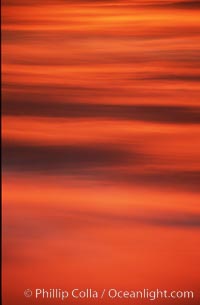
2;1;200;305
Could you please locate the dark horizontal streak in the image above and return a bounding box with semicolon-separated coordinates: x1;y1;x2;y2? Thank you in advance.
3;52;200;67
137;74;200;82
6;208;200;238
2;141;200;192
2;142;136;172
163;0;200;9
69;209;200;228
73;209;200;228
3;101;200;124
2;0;121;6
112;170;200;193
2;0;200;9
3;30;200;44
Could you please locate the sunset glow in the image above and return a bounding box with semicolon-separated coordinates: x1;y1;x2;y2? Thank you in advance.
2;1;200;304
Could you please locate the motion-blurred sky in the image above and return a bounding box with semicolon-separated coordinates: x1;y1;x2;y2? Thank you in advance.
2;1;200;304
